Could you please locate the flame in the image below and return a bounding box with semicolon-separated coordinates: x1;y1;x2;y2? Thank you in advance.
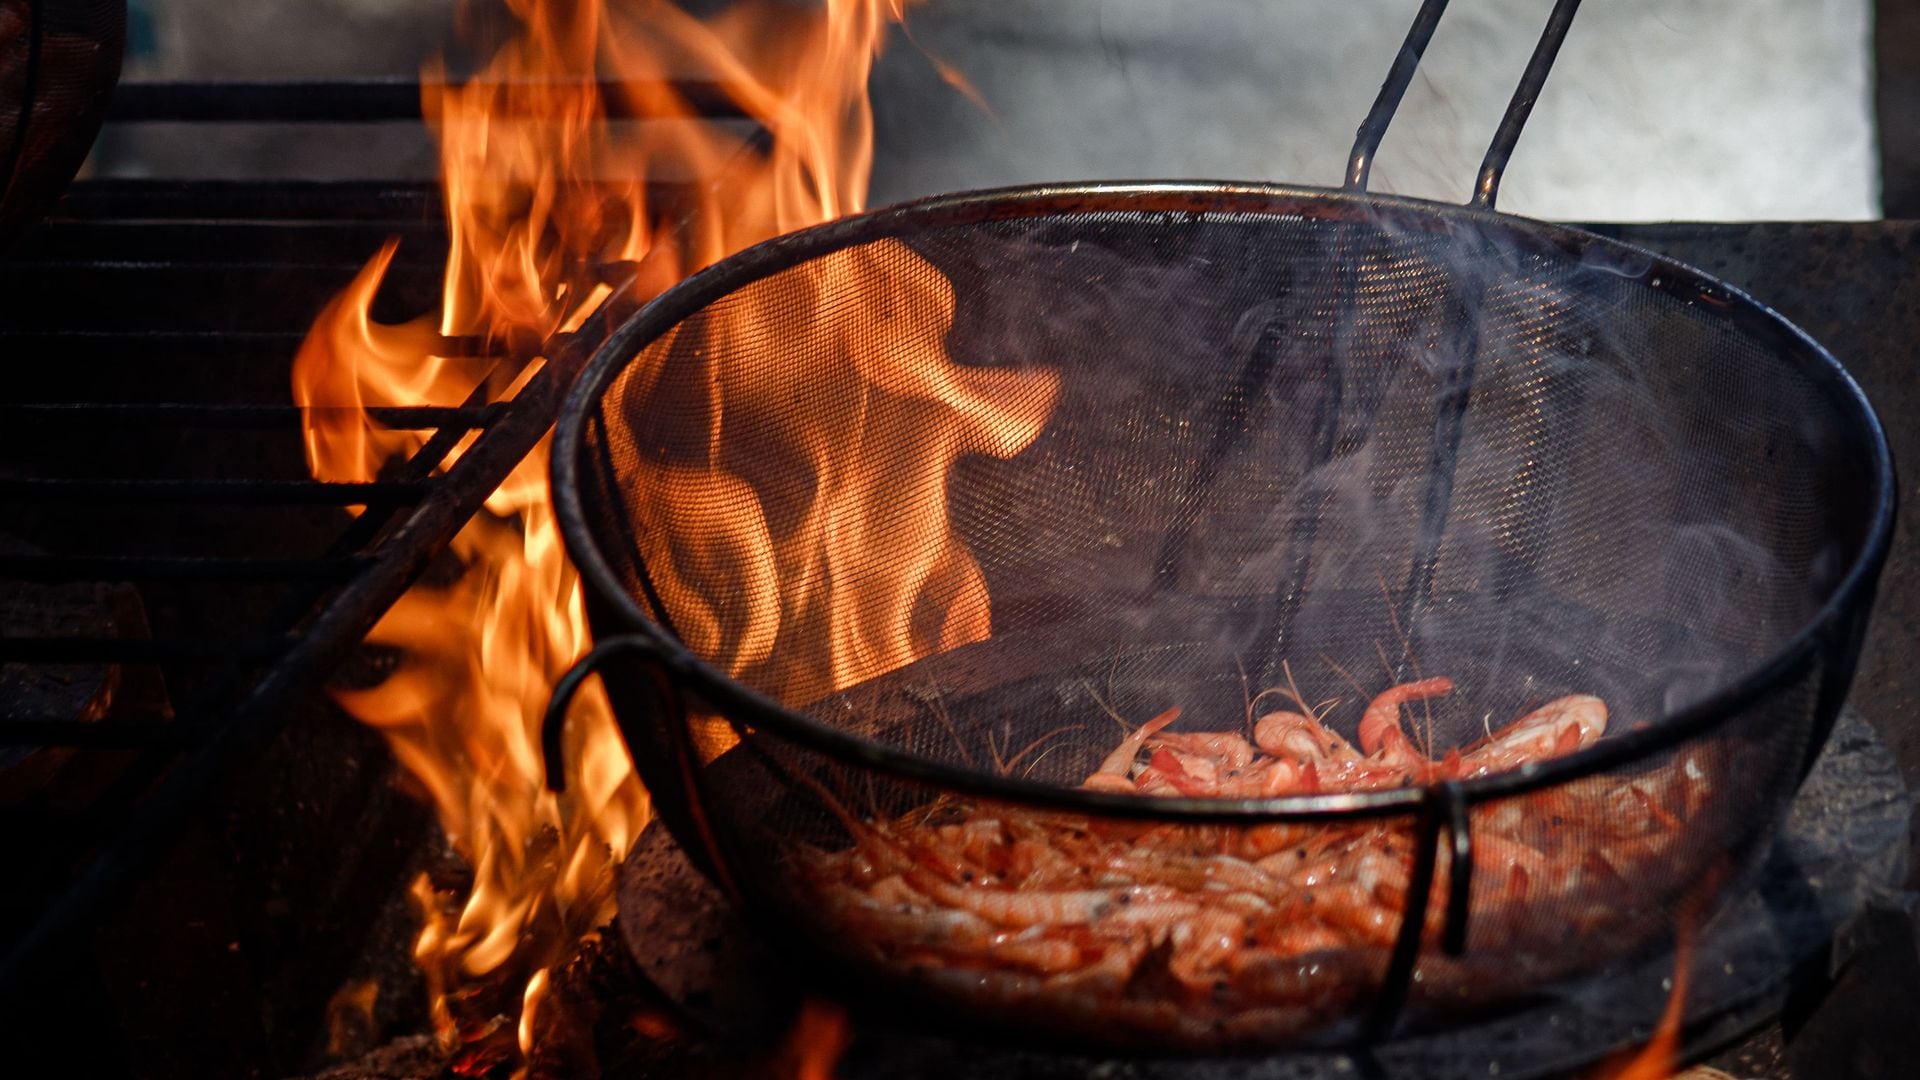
1599;921;1695;1080
292;0;1019;1063
324;978;381;1058
619;238;1058;707
770;999;852;1080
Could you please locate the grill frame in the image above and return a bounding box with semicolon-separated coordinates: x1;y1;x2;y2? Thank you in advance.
0;69;726;984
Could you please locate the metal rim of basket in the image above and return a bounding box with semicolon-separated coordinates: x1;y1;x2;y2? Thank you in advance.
551;175;1897;827
546;0;1900;1038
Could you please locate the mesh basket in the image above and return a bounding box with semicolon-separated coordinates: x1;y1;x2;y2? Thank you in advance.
553;185;1892;1051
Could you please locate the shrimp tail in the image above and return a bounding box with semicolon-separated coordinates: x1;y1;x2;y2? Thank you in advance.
1356;676;1453;758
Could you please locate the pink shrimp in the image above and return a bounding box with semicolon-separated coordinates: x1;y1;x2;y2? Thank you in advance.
917;930;1085;975
1148;730;1256;771
785;675;1710;1052
909;877;1180;929
1356;677;1453;770
1462;833;1552;904
1303;884;1401;948
1082;706;1182;793
1458;694;1607;776
1241;919;1348;961
1211;756;1305;797
1253;710;1361;764
1135;748;1220;796
1167;910;1248;987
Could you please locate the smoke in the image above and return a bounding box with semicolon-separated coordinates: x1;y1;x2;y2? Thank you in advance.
614;193;1859;764
913;198;1845;752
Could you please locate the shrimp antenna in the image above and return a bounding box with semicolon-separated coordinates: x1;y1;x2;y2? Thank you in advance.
1376;569;1436;754
999;722;1087;778
1277;658;1313;716
918;683;976;768
1082;679;1132;732
1374;639;1430;757
1375;569;1421;673
1235;653;1256;739
1020;741;1071;780
1319;651;1369;701
1247;684;1292;717
985;720;1012;776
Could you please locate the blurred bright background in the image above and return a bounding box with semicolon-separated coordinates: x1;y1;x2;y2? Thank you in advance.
99;0;1920;221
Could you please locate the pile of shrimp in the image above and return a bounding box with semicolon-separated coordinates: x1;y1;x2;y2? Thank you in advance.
791;676;1715;1048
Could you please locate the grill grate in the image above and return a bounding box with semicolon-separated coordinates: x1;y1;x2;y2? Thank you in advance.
0;177;545;737
0;75;726;985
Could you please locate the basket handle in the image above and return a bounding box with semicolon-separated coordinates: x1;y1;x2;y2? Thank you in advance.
1361;781;1478;1037
542;634;665;793
1345;0;1584;210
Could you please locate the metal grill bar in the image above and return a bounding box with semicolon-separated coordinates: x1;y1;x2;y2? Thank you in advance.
0;403;507;428
0;637;292;664
0;478;430;505
0;329;489;358
0;554;373;583
0;722;199;750
0;329;307;347
0;310;617;988
54;179;444;220
106;78;753;123
50;179;697;222
6;220;444;263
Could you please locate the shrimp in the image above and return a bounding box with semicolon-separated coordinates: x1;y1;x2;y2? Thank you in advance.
908;878;1180;929
1254;710;1360;764
1134;748;1220;796
1149;730;1256;771
1461;833;1552;904
1458;694;1607;776
1355;676;1453;770
1082;706;1182;793
1211;756;1305;797
783;673;1702;1052
1167;910;1248;987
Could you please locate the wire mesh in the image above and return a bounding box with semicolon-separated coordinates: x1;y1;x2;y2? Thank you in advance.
563;187;1890;1049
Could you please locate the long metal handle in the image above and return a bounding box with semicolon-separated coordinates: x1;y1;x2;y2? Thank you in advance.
1347;0;1584;210
1345;0;1451;192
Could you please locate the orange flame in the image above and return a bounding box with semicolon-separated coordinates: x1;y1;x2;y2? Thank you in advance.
770;998;852;1080
324;978;381;1058
1598;921;1695;1080
291;0;1011;1063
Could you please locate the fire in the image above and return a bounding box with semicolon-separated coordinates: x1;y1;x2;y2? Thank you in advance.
619;238;1058;707
324;978;381;1057
769;999;852;1079
292;0;963;1061
1598;921;1697;1080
